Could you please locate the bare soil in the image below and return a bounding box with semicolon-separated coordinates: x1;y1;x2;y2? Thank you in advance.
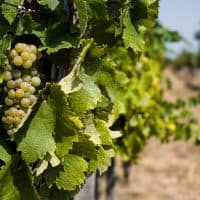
101;66;200;200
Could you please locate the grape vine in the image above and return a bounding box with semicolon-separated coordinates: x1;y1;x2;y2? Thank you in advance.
0;0;199;200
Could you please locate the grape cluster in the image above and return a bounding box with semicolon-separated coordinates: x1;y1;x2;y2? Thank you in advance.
2;43;41;131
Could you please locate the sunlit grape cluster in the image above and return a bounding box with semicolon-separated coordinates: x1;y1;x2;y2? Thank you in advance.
2;43;42;131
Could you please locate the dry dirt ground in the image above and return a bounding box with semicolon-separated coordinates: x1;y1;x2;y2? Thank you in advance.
101;67;200;200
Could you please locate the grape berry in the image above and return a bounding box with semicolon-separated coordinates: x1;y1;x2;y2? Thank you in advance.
2;43;41;132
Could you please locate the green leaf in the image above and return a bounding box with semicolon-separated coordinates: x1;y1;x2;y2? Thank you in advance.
83;116;101;145
74;0;89;36
0;34;11;83
58;65;82;95
122;9;145;51
58;38;93;93
49;84;82;158
55;134;79;158
69;73;101;116
132;0;159;28
89;147;114;174
95;119;113;146
0;156;39;200
0;141;11;164
37;0;59;10
36;16;80;54
17;101;56;163
48;154;88;191
1;0;23;24
71;135;97;160
87;0;108;21
16;14;39;35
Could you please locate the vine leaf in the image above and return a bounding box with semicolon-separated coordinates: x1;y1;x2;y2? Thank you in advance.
37;0;59;10
74;0;89;36
47;154;88;191
0;141;11;164
89;147;114;174
122;9;145;51
87;0;108;21
83;116;101;145
0;34;11;83
17;101;56;163
1;0;23;24
132;0;159;28
49;84;82;158
0;156;40;200
69;73;101;117
95;119;113;146
58;39;93;94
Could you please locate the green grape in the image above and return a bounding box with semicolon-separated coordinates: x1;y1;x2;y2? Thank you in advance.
3;71;12;81
29;45;37;54
13;56;23;66
5;64;13;71
7;80;16;89
7;107;18;117
17;110;25;119
6;116;14;125
30;68;38;76
13;117;21;125
12;69;22;79
22;74;31;82
31;76;41;87
15;89;24;99
21;98;31;108
5;97;14;106
3;86;8;93
4;110;8;116
2;116;7;124
23;59;32;69
29;95;37;104
21;51;30;61
9;49;18;58
29;53;37;62
15;78;23;87
20;82;30;92
15;43;26;54
4;43;41;131
23;46;32;53
8;89;16;99
29;86;36;94
24;92;30;98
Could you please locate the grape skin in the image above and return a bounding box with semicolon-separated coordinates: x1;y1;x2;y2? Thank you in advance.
21;98;31;108
31;77;41;87
7;107;18;117
7;80;16;89
21;51;30;61
29;54;37;62
4;71;12;81
8;89;16;99
22;74;31;82
15;78;23;87
5;97;14;106
30;68;38;76
15;89;25;99
9;49;18;58
12;69;22;79
13;56;23;66
20;82;30;92
15;43;26;54
23;60;33;69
